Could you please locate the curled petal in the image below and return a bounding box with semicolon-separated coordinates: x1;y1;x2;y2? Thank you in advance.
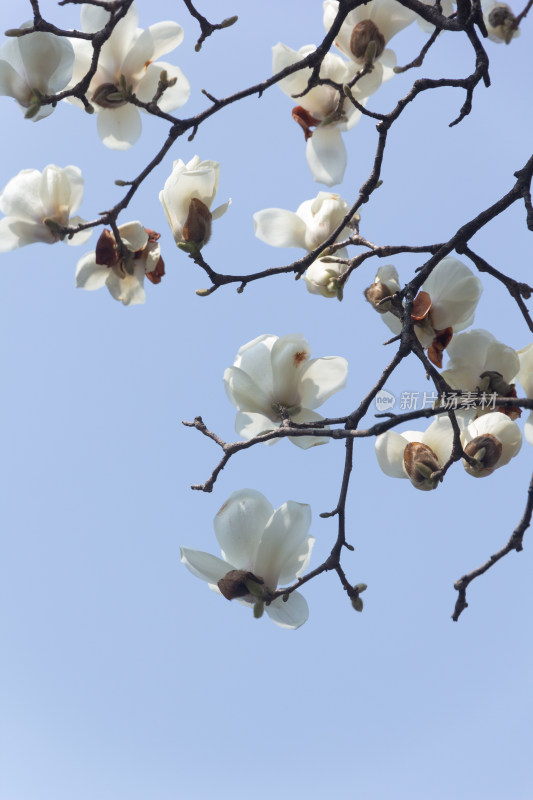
265;591;309;629
298;356;348;409
253;208;307;249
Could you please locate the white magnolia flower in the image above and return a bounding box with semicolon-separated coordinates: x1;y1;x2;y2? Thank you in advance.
69;2;190;150
303;248;349;299
442;329;519;391
482;2;520;42
368;258;483;366
254;191;351;252
375;414;460;491
461;412;522;477
223;333;348;448
0;164;91;251
159;156;230;250
323;0;416;78
517;344;533;445
0;25;74;121
75;221;164;306
273;43;380;186
181;489;314;629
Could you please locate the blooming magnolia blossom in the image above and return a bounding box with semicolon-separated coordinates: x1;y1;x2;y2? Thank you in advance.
273;43;380;186
461;412;522;477
0;164;91;252
375;414;459;491
159;156;230;250
482;2;520;42
366;259;483;367
0;25;74;121
68;2;190;149
442;329;520;417
223;334;348;448
254;191;351;252
517;343;533;445
75;221;164;306
181;488;314;629
323;0;416;78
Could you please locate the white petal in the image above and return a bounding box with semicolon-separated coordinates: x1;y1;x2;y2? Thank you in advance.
235;411;280;442
75;252;109;290
135;61;190;111
118;221;149;252
213;489;274;569
180;547;231;585
211;200;231;221
517;343;533;396
422;415;457;465
265;591;309;629
0;217;53;250
255;501;313;587
122;22;184;78
298;356;348;409
306;125;347;186
233;334;276;390
253;208;307;249
18;31;74;95
423;257;482;330
375;431;409;478
289;408;329;448
223;366;272;414
0;168;43;220
270;334;311;407
66;216;93;246
96;105;142;150
0;58;31;105
105;262;146;306
524;411;533;446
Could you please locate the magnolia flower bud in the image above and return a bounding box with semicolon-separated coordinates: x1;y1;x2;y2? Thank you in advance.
463;434;503;477
350;20;385;62
403;442;441;491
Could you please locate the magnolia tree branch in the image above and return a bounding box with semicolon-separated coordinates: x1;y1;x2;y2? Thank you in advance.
180;0;238;52
7;0;533;620
452;472;533;621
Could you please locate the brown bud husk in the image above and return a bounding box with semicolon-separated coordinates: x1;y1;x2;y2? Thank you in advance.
411;290;432;322
146;255;165;285
364;281;393;312
183;198;212;247
217;569;263;601
292;105;321;141
95;229;118;267
403;441;441;491
427;327;453;368
463;433;502;475
488;6;515;27
350;20;385;62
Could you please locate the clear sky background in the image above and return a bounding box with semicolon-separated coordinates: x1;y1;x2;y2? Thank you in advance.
1;2;532;799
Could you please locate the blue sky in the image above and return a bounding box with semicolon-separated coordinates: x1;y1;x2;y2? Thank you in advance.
1;2;532;798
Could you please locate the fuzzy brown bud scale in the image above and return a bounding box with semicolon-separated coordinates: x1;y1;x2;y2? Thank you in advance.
403;441;441;491
183;198;213;247
350;20;385;62
463;433;502;474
